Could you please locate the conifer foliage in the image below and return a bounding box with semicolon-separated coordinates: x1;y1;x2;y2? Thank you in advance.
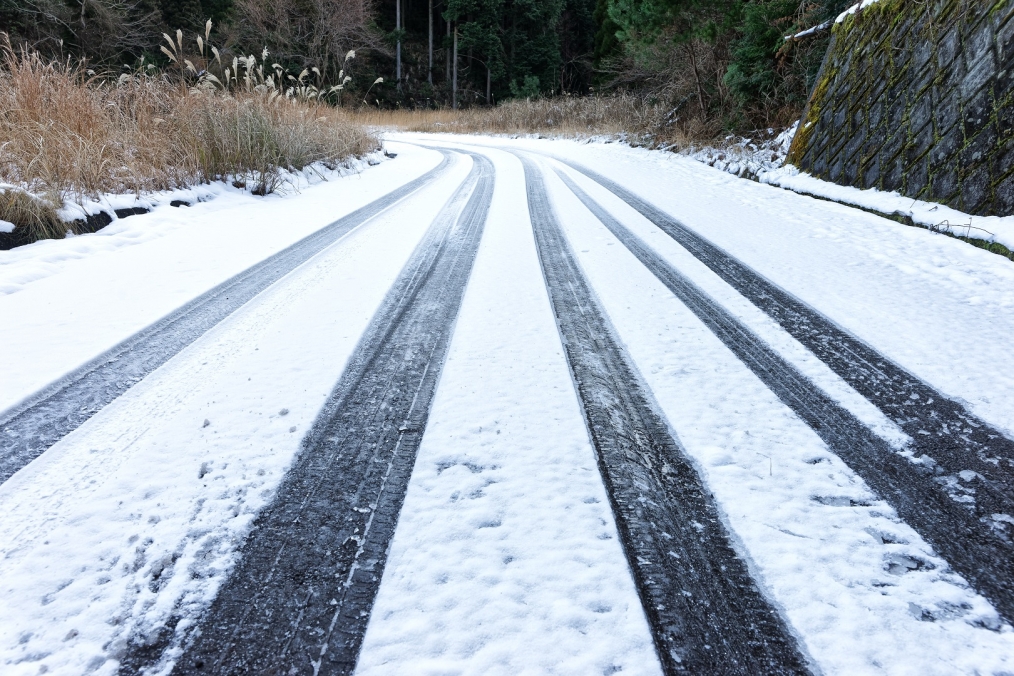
2;0;854;129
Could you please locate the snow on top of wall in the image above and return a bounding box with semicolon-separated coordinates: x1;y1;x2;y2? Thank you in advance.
686;122;1014;254
785;21;831;40
836;0;887;24
786;0;887;40
761;164;1014;252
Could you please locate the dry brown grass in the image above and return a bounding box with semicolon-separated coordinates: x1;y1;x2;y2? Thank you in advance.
355;95;720;147
0;187;63;243
0;43;377;242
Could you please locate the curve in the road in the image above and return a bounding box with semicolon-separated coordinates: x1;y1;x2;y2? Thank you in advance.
134;152;495;676
521;153;812;675
551;165;1014;625
0;151;453;486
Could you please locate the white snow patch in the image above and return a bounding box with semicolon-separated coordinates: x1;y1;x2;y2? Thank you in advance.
786;21;831;40
761;164;1014;253
685;123;797;181
551;158;911;450
681;123;1014;255
404;134;1014;441
837;0;887;23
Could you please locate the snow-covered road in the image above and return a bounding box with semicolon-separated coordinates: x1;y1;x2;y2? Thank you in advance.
1;137;1013;675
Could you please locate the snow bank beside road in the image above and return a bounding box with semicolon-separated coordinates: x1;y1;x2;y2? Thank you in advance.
686;124;1014;254
760;164;1014;253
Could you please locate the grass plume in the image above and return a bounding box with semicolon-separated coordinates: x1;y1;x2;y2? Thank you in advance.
0;38;377;242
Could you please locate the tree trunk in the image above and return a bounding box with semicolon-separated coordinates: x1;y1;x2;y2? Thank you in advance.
686;43;705;118
428;0;433;84
445;12;450;82
452;25;458;109
396;0;402;88
486;65;490;104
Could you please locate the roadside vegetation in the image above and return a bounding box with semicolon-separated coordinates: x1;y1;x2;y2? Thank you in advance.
0;30;377;244
3;0;850;127
0;0;858;246
356;95;705;145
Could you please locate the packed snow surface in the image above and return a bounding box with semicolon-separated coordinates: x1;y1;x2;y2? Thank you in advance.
410;134;1014;440
538;153;1011;673
2;134;1014;675
0;144;466;675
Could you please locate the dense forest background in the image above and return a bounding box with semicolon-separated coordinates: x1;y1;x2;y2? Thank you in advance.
1;0;853;130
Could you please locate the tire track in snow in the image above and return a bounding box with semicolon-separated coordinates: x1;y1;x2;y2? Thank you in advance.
146;152;494;676
0;151;452;485
546;156;1014;625
520;154;811;674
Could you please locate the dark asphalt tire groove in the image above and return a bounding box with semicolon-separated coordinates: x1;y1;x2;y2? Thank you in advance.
520;154;812;675
551;166;1014;625
0;152;453;485
134;152;495;676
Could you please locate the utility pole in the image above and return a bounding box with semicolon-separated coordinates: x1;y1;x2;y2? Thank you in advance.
428;0;433;85
452;25;458;109
396;0;402;88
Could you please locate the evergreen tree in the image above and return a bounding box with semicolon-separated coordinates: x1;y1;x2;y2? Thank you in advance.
443;0;575;101
725;0;851;114
445;0;505;102
592;0;621;68
559;0;596;93
160;0;206;31
503;0;565;96
724;0;795;107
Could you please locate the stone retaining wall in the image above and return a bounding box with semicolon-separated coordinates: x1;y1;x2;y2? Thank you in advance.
786;0;1014;217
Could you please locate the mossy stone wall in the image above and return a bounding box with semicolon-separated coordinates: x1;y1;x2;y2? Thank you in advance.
786;0;1014;216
